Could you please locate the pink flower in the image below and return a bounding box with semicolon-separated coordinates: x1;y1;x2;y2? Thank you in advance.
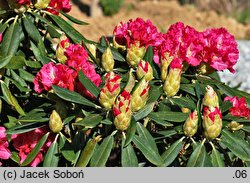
224;96;250;118
201;28;239;73
114;18;163;48
15;0;30;5
11;126;53;167
33;62;77;93
0;127;11;166
0;33;2;43
203;106;222;122
65;44;89;71
47;0;71;15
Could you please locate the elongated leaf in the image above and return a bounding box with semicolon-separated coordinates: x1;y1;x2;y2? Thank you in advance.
147;85;163;103
52;85;100;109
30;41;50;64
0;55;12;69
43;137;59;167
0;81;25;116
73;114;103;128
187;141;206;167
49;14;88;43
18;69;34;82
171;97;196;110
211;147;225;167
23;16;42;43
122;144;138;167
157;130;177;138
149;111;189;122
133;135;163;166
78;70;100;98
221;100;233;113
10;70;27;87
124;117;136;146
180;84;196;96
76;137;100;167
221;129;250;161
133;102;155;121
1;21;20;56
21;132;49;166
5;123;46;135
5;56;26;69
144;46;159;79
60;11;89;25
161;138;184;166
90;135;114;167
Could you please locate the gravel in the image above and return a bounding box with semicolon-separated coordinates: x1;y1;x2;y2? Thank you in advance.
218;40;250;93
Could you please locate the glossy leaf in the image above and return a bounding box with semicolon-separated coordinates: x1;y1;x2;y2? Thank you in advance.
211;147;225;167
60;11;89;25
122;143;138;167
157;130;177;138
144;46;159;79
90;135;114;167
5;56;26;69
147;85;163;103
148;111;189;122
187;141;206;167
23;16;42;43
18;69;35;82
124;117;136;146
171;97;196;110
161;138;184;167
73;114;103;128
0;55;12;69
43;137;59;167
78;70;100;98
133;102;155;121
180;84;196;96
21;132;49;166
30;41;50;64
221;129;250;161
5;123;46;135
52;85;100;109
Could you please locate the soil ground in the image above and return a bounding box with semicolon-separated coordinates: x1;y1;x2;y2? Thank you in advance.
68;0;250;41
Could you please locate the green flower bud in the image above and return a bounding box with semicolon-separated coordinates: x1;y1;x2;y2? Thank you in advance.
203;85;219;108
126;42;146;67
198;62;215;75
183;110;198;137
102;46;114;72
87;43;97;62
56;34;70;63
49;110;63;133
227;121;244;131
136;60;153;81
181;107;191;113
202;107;222;140
163;67;182;97
32;0;50;9
160;53;173;81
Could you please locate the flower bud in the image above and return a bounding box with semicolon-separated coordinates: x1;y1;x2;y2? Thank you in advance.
124;69;135;93
202;107;222;140
113;37;126;53
87;44;97;62
102;46;114;72
56;34;70;63
49;110;63;133
181;107;190;113
227;121;244;131
161;53;173;81
136;60;153;81
163;58;182;97
198;62;215;75
203;85;219;108
32;0;50;9
131;79;150;112
126;42;146;67
99;72;121;110
7;0;29;13
183;110;198;137
113;90;132;131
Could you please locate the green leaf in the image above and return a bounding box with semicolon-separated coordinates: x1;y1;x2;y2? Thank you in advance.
148;111;189;122
171;97;196;110
0;81;25;116
78;70;100;98
97;45;125;62
30;41;50;64
5;56;26;69
21;132;49;166
76;137;100;167
24;60;41;68
60;11;89;25
1;21;21;56
23;16;42;43
221;100;233;113
180;84;196;96
0;55;12;69
161;137;184;167
52;85;100;109
49;14;88;43
29;12;59;31
187;141;206;167
210;147;225;167
43;137;59;167
122;143;138;167
133;135;163;166
73;114;103;128
144;46;159;79
221;129;250;161
90;135;114;167
133;102;155;121
10;70;27;87
124;117;136;146
5;123;46;135
147;85;163;103
157;130;177;138
19;69;35;82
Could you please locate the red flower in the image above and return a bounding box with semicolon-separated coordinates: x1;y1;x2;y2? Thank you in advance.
0;127;11;166
47;0;71;15
11;126;53;167
203;106;222;122
224;96;250;118
15;0;30;5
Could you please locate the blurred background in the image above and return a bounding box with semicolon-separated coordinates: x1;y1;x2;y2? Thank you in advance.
69;0;250;92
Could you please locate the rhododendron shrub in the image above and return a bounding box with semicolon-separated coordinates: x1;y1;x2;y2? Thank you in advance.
0;0;249;167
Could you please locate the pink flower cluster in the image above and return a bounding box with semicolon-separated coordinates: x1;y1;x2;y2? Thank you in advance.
155;22;239;73
47;0;72;15
0;127;11;166
11;126;53;167
113;18;163;48
224;96;250;119
34;41;101;99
